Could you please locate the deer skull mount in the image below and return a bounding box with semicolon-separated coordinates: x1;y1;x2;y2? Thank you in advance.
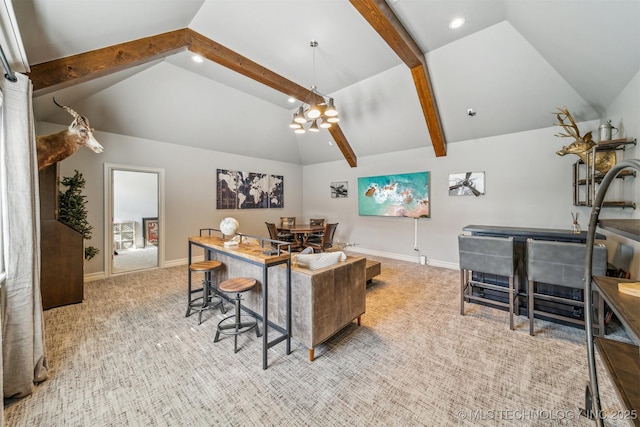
554;107;615;175
36;98;104;170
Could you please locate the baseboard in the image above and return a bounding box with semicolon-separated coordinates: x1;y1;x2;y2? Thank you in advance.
83;252;457;282
83;256;203;282
346;246;457;271
427;259;458;270
84;271;105;282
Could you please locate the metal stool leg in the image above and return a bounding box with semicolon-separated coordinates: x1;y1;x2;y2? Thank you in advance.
186;262;225;324
214;292;261;353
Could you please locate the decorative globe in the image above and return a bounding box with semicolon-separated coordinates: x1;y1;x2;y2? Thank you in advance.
219;217;239;237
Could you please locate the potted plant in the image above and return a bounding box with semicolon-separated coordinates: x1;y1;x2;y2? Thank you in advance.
58;170;100;260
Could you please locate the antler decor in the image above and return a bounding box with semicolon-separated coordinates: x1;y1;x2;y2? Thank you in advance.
554;107;615;174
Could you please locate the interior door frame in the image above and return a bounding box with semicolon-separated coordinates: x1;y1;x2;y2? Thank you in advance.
104;163;165;277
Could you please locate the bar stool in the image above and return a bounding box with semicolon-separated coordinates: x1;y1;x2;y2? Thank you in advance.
186;260;225;324
214;277;261;353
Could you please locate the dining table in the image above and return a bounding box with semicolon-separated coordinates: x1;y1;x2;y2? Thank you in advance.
277;223;325;247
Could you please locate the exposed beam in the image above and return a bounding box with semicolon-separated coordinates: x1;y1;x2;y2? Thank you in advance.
328;124;358;167
27;29;358;167
29;29;191;96
187;29;358;167
411;64;446;157
350;0;447;157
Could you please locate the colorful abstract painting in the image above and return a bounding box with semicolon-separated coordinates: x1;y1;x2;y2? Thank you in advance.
357;171;430;218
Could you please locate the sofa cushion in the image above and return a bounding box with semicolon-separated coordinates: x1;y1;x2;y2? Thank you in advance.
296;251;346;271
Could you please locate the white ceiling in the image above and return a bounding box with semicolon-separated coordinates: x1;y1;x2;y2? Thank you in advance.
10;0;640;166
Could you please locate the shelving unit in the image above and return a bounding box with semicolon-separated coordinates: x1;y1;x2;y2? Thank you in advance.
584;160;640;426
573;138;637;208
114;220;136;250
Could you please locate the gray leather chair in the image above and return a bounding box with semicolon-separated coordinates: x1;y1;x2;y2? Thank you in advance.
526;239;607;336
459;235;518;330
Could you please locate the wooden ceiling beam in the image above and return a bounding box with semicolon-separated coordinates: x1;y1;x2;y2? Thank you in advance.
350;0;447;157
27;28;358;167
29;29;191;95
328;124;358;167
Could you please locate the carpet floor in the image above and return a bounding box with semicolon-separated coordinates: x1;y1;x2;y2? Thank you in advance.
3;256;632;426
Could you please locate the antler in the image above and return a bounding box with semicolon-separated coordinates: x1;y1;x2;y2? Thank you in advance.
53;97;84;123
553;107;581;139
553;107;593;143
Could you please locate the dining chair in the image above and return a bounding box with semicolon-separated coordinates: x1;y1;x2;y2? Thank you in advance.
265;222;294;247
526;239;607;336
306;218;326;242
280;216;296;227
309;218;325;226
458;234;519;330
307;223;338;253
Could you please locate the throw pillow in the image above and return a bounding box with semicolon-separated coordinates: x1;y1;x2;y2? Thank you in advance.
296;251;346;271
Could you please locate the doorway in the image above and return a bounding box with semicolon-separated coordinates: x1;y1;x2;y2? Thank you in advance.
104;164;165;277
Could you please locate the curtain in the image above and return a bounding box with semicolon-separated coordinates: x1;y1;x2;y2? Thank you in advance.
0;72;48;400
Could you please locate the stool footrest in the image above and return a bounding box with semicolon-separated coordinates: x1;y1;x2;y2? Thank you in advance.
215;315;260;336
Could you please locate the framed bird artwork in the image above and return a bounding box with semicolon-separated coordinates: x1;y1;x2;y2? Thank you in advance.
448;172;485;196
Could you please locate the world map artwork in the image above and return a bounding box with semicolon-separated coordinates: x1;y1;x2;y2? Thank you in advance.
216;169;284;210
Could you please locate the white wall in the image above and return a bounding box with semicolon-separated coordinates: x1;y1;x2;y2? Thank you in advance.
37;70;639;278
303;123;594;267
37;122;303;276
303;72;640;274
600;70;640;276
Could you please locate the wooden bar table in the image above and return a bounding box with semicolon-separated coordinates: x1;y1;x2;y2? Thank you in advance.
188;232;292;369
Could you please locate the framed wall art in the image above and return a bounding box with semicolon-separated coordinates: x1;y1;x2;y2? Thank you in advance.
357;171;430;218
448;172;485;196
331;181;348;198
142;217;158;246
216;169;284;209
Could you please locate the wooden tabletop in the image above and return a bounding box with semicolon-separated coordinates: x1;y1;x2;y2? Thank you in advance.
278;224;324;233
189;235;290;265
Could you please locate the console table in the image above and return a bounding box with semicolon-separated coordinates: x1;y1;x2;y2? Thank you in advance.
188;232;292;369
462;224;605;320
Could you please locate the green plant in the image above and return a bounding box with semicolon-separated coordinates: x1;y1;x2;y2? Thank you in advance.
58;170;100;261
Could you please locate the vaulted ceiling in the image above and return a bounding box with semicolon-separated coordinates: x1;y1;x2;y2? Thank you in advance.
9;0;640;166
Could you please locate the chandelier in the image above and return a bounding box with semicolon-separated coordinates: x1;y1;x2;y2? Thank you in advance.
289;41;339;134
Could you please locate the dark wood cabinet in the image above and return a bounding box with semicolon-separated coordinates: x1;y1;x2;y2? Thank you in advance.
38;164;84;310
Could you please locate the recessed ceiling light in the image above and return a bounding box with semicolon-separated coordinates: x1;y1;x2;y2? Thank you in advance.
287;97;296;103
191;55;204;63
449;17;465;29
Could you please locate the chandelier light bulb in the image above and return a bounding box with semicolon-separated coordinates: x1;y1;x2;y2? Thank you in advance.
327;115;340;123
324;98;338;117
319;119;331;129
309;119;320;132
289;114;302;129
294;127;306;134
294;106;307;124
307;104;321;119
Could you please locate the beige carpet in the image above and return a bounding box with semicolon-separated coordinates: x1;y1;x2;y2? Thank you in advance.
113;246;158;274
3;256;632;426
